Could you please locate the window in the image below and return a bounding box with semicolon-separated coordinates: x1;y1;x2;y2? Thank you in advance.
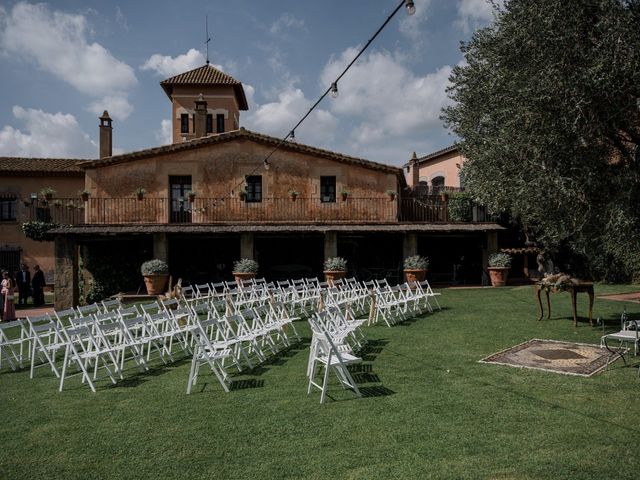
180;114;189;134
216;114;225;133
169;175;192;223
0;196;16;221
206;114;213;133
320;176;336;203
431;176;445;194
245;175;262;203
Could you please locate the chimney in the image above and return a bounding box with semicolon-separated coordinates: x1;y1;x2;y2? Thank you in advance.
409;151;419;186
194;93;207;138
99;111;112;158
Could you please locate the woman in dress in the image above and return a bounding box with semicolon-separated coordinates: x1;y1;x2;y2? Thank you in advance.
1;270;16;322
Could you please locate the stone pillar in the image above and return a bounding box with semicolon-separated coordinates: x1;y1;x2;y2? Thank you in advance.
78;245;94;306
324;231;337;261
54;235;79;309
153;233;169;263
240;233;254;259
99;111;112;159
403;232;418;259
482;231;498;269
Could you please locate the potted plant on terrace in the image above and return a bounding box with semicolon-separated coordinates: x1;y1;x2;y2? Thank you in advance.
187;191;196;203
40;187;56;200
238;190;247;201
323;256;347;285
340;188;350;201
386;189;397;201
79;190;91;202
233;258;259;285
141;259;169;295
403;255;429;283
135;187;146;201
288;189;299;202
487;252;512;287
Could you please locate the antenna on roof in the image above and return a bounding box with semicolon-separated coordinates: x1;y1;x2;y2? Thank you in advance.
205;15;211;65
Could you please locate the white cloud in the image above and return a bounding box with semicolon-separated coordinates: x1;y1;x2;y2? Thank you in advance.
140;48;206;77
0;106;97;158
243;88;337;146
155;119;173;145
455;0;501;33
0;2;136;119
269;13;305;35
243;84;256;110
87;95;134;122
399;0;432;46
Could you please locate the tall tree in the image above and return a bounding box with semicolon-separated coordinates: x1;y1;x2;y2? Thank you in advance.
442;0;640;279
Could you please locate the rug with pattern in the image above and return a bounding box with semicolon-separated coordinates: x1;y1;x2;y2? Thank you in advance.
480;339;615;377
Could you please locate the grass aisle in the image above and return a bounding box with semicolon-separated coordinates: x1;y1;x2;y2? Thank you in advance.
1;285;639;479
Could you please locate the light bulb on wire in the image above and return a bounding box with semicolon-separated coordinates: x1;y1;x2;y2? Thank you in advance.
330;82;339;99
405;0;416;16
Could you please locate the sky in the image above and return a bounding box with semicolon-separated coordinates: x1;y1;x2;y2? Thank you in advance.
0;0;498;166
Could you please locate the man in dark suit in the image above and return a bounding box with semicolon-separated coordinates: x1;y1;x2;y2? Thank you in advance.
15;264;31;306
31;264;46;307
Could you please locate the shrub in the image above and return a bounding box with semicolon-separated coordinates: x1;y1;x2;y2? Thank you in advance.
22;221;60;242
448;191;474;222
488;252;512;268
141;259;169;275
233;258;259;273
404;255;429;270
39;187;56;198
324;256;347;271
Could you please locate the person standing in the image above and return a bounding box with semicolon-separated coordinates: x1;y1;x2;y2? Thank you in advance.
15;264;31;306
1;270;16;321
31;265;46;307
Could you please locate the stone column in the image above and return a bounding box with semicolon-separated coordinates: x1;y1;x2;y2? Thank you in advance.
240;233;254;259
402;232;418;259
153;233;169;262
324;231;337;261
482;231;498;269
54;235;79;309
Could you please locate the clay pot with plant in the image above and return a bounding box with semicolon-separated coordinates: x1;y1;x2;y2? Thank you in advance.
323;256;347;285
141;259;169;295
135;187;146;201
187;191;196;203
233;258;259;285
386;190;397;201
40;187;56;200
487;252;512;287
403;255;429;283
288;190;299;202
79;190;90;202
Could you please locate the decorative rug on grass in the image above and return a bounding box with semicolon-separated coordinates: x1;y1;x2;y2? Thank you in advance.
597;292;640;303
480;339;614;377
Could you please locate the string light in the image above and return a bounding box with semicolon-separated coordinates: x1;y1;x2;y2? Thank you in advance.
228;0;416;195
289;130;296;142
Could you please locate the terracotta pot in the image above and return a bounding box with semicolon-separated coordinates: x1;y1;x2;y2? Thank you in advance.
488;267;510;287
404;269;426;283
81;193;90;202
233;271;257;286
341;193;349;202
136;193;144;201
324;270;346;286
290;195;297;202
143;274;169;295
388;194;396;201
188;195;195;203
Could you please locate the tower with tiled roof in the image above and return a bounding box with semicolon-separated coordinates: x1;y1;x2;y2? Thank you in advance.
160;64;249;144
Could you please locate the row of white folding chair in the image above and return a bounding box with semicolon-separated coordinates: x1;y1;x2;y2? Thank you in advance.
306;315;362;404
0;320;32;372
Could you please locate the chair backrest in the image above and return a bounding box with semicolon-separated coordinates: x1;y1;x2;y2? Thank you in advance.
54;307;78;325
77;303;100;317
101;298;121;313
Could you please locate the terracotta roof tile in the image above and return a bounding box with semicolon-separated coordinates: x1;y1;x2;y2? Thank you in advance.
0;157;86;176
403;144;460;168
78;128;403;177
160;64;248;110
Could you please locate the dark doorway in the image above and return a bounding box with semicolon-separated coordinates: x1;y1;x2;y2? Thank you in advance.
169;175;192;223
255;234;324;280
417;233;484;285
168;235;239;285
337;233;403;283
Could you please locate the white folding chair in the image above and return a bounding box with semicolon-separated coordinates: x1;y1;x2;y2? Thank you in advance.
0;320;30;372
186;318;235;394
26;315;67;378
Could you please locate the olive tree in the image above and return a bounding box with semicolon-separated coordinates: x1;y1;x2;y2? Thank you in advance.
442;0;640;279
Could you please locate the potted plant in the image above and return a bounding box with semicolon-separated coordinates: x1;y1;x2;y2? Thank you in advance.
135;187;146;201
341;188;350;201
40;187;56;200
288;189;299;202
141;259;169;295
403;255;429;283
487;252;512;287
66;201;76;209
238;190;247;201
187;191;196;203
323;256;347;285
79;190;90;202
52;200;63;208
386;189;397;201
232;258;259;285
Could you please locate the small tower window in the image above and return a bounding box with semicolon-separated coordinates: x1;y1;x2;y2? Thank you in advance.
180;114;189;134
216;114;225;133
206;114;213;133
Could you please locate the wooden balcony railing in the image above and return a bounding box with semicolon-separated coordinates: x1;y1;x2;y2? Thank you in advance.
25;196;492;225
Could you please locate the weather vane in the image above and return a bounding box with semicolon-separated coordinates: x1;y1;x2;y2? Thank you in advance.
205;15;211;65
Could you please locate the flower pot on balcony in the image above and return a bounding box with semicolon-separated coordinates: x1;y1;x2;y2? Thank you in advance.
143;274;169;295
233;271;256;286
404;269;427;283
324;270;346;286
136;193;144;201
487;267;510;287
81;192;90;202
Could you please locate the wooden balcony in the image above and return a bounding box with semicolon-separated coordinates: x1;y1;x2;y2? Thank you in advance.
25;196;491;225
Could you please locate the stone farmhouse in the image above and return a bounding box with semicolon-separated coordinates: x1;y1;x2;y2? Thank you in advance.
0;64;505;308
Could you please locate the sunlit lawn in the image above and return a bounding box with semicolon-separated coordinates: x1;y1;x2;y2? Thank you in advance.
1;284;639;479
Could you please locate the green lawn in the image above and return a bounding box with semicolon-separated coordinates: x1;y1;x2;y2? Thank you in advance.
1;285;639;479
